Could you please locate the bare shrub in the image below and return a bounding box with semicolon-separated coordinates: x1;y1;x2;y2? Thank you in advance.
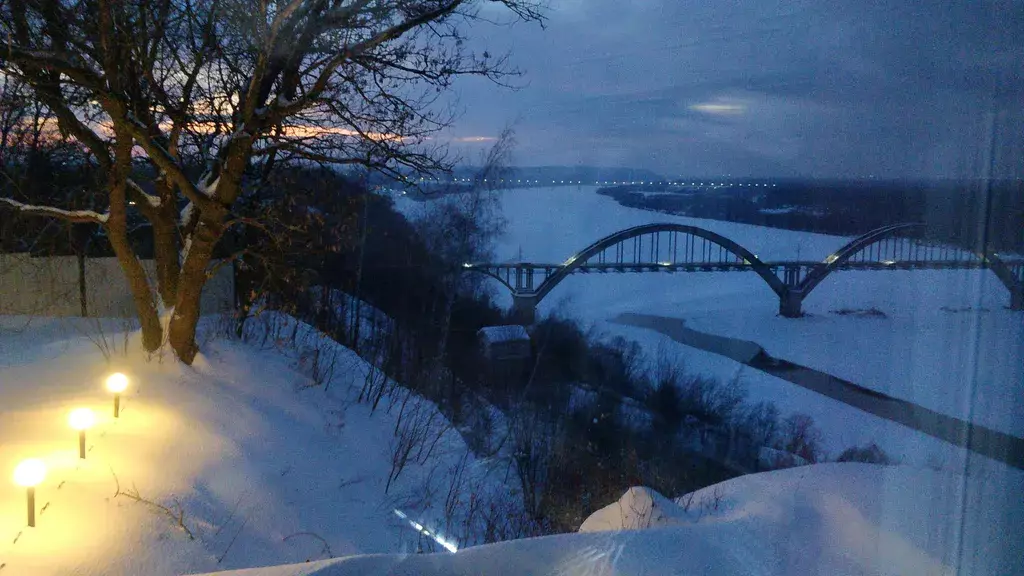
110;467;194;540
678;491;696;513
358;329;395;410
676;372;746;427
777;413;824;463
385;391;452;494
740;401;781;449
510;405;558;519
400;448;540;549
836;442;892;464
297;332;339;389
697;486;724;519
75;316;139;362
646;357;686;440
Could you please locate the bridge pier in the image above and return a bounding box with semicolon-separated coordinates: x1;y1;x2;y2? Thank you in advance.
779;290;804;318
511;295;538;325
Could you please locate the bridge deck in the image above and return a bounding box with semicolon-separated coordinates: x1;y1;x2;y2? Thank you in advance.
477;259;1013;274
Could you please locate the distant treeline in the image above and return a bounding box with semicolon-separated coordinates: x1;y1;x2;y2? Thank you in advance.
599;179;1024;254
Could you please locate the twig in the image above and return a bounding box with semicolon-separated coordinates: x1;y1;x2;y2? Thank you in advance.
217;515;249;564
283;531;334;559
214;492;246;538
109;466;195;540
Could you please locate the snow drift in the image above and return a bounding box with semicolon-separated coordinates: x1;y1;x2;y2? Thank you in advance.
194;462;1023;576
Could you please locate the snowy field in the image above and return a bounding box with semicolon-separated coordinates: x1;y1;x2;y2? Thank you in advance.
398;187;1024;465
0;315;512;575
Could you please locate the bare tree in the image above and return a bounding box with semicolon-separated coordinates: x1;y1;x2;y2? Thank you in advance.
417;126;514;275
509;404;556;519
0;0;542;363
413;125;513;359
0;74;42;165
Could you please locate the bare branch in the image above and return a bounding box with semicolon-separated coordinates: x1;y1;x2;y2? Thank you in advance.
0;196;108;224
272;1;469;118
109;466;195;540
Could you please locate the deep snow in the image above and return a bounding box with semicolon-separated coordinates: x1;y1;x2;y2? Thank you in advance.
0;314;518;575
192;463;1024;576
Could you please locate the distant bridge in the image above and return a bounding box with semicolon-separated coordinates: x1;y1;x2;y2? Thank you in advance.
464;223;1024;323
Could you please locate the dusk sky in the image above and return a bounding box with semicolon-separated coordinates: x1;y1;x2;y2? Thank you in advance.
444;0;1024;178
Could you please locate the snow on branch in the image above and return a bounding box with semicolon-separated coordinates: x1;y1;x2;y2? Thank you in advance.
4;46;107;88
126;179;162;208
0;196;109;224
119;112;214;211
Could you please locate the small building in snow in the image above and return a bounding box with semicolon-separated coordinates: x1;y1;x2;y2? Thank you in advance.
477;325;531;361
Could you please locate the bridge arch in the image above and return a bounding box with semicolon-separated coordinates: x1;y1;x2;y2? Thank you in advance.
531;223;787;302
465;267;516;293
795;223;1024;309
797;223;924;297
465;222;1023;323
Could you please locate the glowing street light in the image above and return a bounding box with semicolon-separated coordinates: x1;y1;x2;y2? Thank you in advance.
14;459;46;527
106;372;129;418
69;407;96;459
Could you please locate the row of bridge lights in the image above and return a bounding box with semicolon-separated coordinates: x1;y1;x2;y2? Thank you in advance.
12;373;129;527
439;178;778;187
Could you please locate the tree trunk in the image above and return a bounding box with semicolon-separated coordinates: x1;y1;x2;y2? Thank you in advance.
150;195;180;306
110;240;164;351
106;135;163;352
350;194;370;353
168;217;222;364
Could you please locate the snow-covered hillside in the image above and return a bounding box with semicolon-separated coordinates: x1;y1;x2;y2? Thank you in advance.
5;186;1016;575
192;463;1024;576
0;315;517;575
400;187;1024;466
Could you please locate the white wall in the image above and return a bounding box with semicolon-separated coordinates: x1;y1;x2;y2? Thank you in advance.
0;254;234;317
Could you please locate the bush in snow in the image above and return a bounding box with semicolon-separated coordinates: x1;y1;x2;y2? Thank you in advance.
836;442;893;465
776;413;825;463
645;358;687;441
739;401;781;450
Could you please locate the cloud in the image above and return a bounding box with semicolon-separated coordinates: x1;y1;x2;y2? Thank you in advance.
689;102;747;116
451;136;498;143
448;0;1024;177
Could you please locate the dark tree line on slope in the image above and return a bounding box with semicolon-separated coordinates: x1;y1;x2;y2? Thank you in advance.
474;316;888;533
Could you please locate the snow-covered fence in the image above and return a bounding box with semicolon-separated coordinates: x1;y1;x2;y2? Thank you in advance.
0;254;234;317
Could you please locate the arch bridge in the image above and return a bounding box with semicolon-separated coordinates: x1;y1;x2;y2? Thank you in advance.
463;223;1024;323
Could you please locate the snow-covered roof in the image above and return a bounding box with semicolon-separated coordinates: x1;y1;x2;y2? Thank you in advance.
477;325;530;344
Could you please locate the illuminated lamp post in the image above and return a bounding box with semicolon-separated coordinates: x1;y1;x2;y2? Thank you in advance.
106;373;129;417
69;407;96;459
13;459;46;527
